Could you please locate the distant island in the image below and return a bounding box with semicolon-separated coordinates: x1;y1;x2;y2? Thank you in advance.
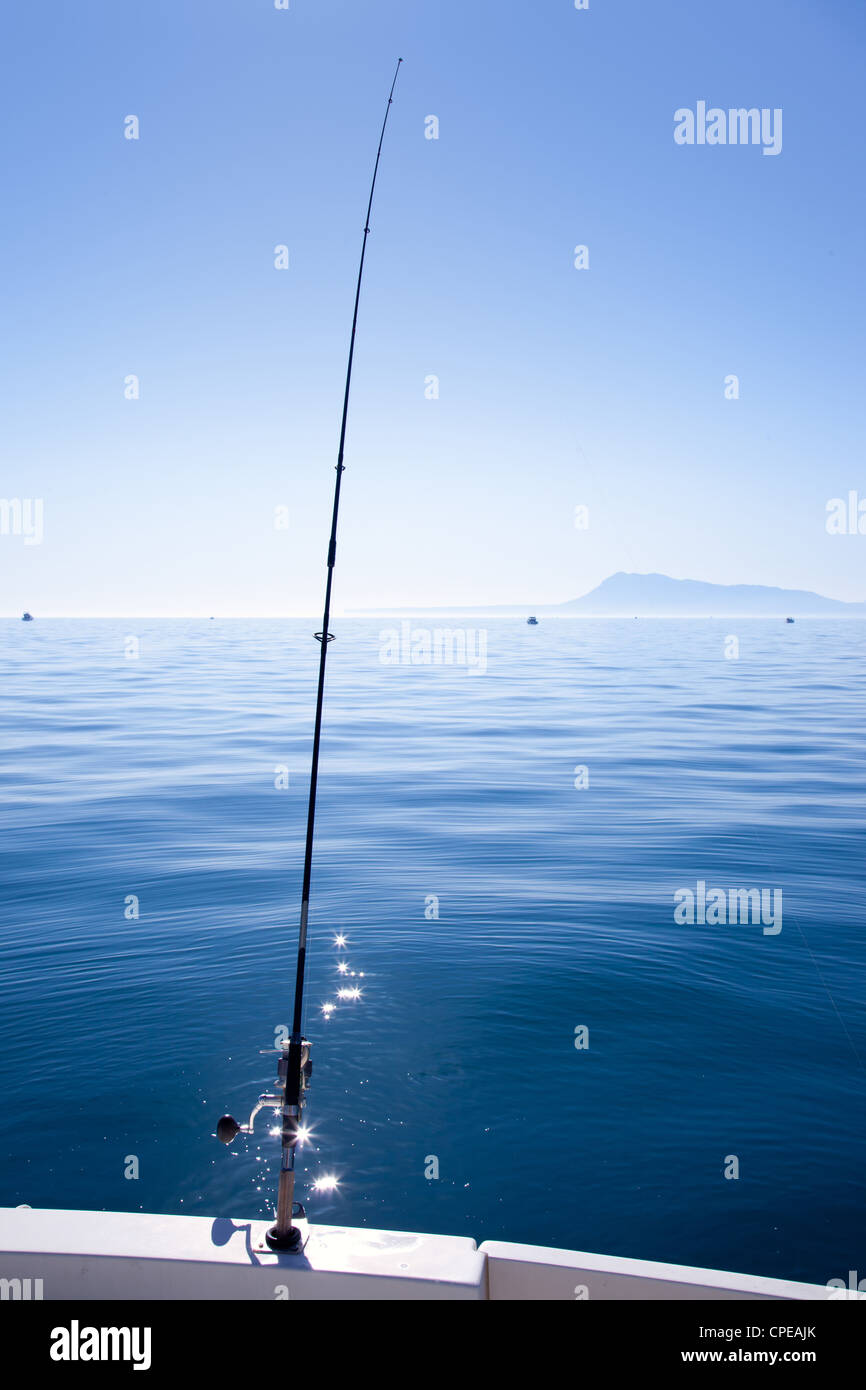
556;573;866;616
352;573;866;618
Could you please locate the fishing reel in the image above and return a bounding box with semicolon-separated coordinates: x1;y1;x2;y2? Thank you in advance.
216;1038;312;1146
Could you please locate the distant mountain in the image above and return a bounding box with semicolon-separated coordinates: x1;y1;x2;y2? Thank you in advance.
560;573;866;616
352;572;866;617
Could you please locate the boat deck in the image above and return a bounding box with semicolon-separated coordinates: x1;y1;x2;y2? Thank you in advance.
0;1208;832;1300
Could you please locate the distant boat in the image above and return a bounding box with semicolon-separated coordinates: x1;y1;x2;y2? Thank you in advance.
526;616;538;625
21;612;33;622
786;617;795;624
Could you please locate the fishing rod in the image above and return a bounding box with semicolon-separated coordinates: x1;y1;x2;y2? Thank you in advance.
216;59;403;1253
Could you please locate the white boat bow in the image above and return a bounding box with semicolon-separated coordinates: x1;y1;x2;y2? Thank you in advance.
0;1207;833;1301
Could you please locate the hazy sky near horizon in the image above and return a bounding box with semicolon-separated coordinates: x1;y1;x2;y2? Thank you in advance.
1;0;865;616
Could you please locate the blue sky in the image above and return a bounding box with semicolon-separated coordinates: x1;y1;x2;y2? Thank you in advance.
1;0;864;615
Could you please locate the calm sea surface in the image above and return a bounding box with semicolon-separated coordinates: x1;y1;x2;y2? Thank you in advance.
1;617;864;1284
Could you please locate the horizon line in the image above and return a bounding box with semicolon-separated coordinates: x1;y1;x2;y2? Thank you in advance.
5;612;866;622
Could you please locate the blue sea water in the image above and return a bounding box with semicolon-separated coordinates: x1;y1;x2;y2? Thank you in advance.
1;616;864;1286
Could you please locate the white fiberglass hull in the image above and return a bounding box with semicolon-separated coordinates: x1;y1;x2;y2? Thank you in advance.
0;1207;833;1301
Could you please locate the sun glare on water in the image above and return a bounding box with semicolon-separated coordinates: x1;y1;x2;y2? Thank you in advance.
311;1174;339;1194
